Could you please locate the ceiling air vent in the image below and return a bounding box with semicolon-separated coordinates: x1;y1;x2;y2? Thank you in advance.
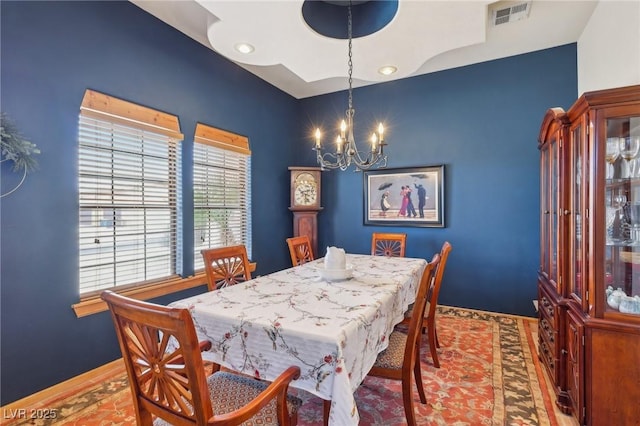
491;1;531;26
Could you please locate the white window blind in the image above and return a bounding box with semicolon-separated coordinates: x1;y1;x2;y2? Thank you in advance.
193;123;251;270
78;90;183;296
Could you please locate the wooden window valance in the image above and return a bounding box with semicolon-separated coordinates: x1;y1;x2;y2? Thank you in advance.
80;89;183;140
194;123;250;155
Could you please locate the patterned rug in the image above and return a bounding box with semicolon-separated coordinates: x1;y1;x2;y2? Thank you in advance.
6;306;557;426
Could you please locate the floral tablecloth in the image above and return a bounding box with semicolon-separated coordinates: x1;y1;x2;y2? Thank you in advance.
169;254;427;425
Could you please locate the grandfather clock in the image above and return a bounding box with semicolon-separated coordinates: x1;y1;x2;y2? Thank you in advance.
288;167;322;256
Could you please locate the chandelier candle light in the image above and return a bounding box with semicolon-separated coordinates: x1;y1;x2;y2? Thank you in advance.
313;1;388;171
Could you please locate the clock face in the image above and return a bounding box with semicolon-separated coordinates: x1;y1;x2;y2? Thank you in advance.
294;173;318;206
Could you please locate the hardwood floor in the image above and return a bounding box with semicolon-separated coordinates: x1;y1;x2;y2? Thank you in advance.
0;360;125;416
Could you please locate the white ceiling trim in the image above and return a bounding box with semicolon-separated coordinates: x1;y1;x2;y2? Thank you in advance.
131;0;599;99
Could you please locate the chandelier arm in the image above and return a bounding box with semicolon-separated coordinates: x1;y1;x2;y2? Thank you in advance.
351;151;388;170
318;144;387;171
343;109;380;168
316;150;350;170
315;139;388;170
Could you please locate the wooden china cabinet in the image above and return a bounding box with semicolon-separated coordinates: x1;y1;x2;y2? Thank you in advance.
538;85;640;426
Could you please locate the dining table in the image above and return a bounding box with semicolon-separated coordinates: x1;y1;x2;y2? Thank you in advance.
169;253;428;425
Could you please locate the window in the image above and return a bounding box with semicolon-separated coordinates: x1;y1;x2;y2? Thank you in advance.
78;90;183;296
193;123;251;270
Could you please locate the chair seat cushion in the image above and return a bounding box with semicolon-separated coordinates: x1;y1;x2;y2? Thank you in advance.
154;371;302;426
372;330;407;370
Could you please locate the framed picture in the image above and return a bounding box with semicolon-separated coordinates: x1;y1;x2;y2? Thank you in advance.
363;165;445;227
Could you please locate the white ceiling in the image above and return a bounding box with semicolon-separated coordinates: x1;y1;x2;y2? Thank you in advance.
130;0;598;99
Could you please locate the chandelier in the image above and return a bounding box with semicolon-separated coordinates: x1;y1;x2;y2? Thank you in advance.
313;1;388;171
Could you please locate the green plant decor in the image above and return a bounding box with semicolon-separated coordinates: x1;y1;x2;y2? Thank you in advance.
1;112;40;197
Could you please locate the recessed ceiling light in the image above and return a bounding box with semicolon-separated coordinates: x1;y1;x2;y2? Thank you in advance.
378;66;397;76
234;43;254;54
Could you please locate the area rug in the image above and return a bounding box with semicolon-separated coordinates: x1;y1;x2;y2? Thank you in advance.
6;306;556;426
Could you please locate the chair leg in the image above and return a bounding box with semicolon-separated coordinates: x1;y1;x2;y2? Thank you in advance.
435;326;440;348
428;320;440;368
402;371;417;426
413;344;427;404
323;399;331;426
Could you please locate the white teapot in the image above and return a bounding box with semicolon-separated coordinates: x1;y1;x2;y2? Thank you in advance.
324;246;346;270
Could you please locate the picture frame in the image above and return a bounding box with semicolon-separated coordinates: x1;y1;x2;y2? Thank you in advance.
363;165;445;227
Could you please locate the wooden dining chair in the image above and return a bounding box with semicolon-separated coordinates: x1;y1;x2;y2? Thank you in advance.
366;253;440;426
201;245;252;291
286;236;314;266
371;232;407;257
101;290;302;426
399;241;452;368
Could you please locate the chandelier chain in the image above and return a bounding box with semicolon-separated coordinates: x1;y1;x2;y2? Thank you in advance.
347;1;353;111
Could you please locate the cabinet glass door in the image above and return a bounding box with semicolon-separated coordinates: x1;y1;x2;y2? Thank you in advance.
604;115;640;317
541;144;550;277
571;124;585;305
550;137;559;289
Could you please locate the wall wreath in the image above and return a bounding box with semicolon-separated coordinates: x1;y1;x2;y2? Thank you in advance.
1;113;40;197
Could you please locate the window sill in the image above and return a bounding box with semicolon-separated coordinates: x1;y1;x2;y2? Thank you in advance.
72;262;256;318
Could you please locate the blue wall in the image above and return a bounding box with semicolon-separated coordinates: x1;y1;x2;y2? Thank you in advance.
0;1;299;404
298;45;577;317
0;0;578;405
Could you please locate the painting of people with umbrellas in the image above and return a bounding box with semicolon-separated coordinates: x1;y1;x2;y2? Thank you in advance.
363;165;444;227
